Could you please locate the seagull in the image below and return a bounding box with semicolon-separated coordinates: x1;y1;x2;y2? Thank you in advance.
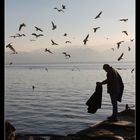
131;68;135;73
93;27;100;33
6;43;17;54
130;39;134;42
35;26;43;32
83;34;89;45
65;41;71;44
9;62;13;65
119;18;128;22
45;48;53;54
94;11;102;19
31;33;44;38
51;40;59;45
19;23;26;31
122;31;128;36
62;52;71;58
16;33;26;37
62;4;66;9
63;33;67;36
117;53;124;61
54;7;64;13
128;46;131;51
111;48;115;51
116;41;124;49
9;35;18;38
51;21;57;30
32;85;35;91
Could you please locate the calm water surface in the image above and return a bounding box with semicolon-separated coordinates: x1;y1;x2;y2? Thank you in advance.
5;62;135;135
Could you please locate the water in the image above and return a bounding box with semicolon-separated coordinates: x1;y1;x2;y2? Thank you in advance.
5;62;135;135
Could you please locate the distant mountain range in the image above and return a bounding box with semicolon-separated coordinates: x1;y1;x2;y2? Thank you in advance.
5;46;135;64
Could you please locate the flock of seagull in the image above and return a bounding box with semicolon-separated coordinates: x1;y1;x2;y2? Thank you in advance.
6;3;134;68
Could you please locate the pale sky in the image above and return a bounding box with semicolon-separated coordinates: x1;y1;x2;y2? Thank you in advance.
5;0;135;54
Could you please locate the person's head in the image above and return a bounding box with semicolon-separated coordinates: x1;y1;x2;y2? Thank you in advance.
103;64;111;72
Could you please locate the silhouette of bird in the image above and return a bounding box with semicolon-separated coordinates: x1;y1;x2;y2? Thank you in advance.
31;33;44;38
94;11;102;19
83;34;89;45
45;68;48;72
111;48;115;51
9;35;18;38
65;41;71;44
51;40;59;45
6;43;17;54
19;23;26;31
63;33;67;36
35;26;43;32
16;33;26;37
122;31;128;36
117;53;124;61
45;48;53;54
62;52;71;58
9;62;13;65
131;68;135;73
93;27;100;33
116;41;124;49
32;85;35;91
130;39;134;42
128;46;131;51
54;7;64;13
51;21;57;30
62;4;66;9
119;18;128;22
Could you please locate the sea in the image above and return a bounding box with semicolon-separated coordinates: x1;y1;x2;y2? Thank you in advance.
5;61;135;135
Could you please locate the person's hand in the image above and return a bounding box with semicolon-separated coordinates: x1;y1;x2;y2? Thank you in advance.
96;82;102;85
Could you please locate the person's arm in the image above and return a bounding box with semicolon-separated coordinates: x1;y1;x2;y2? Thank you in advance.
101;79;107;85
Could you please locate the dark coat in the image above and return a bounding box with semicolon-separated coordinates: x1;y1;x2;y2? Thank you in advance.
86;82;103;114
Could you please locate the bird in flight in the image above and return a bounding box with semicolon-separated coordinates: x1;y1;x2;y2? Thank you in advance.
9;35;18;38
130;39;134;42
35;26;43;32
62;52;71;58
122;31;128;36
54;7;64;13
116;41;124;49
93;27;100;33
94;11;102;19
117;53;124;61
31;33;44;38
63;33;67;36
62;4;66;9
128;46;131;51
6;43;18;54
51;21;57;30
111;48;115;51
19;23;26;31
45;48;53;54
119;18;128;22
83;34;89;45
65;41;71;44
51;40;59;45
131;68;135;73
16;33;26;37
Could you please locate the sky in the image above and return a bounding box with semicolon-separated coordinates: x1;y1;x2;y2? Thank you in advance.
5;0;135;63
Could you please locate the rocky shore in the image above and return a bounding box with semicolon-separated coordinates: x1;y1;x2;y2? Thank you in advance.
6;108;135;140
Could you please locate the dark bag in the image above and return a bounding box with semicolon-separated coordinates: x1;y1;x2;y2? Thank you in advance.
86;82;103;113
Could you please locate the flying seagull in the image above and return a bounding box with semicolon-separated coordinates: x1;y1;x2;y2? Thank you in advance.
45;48;53;54
128;46;131;51
54;7;64;13
131;68;135;73
83;34;89;45
65;41;71;44
119;18;128;22
93;27;100;33
116;41;124;49
6;43;17;54
94;11;102;19
35;26;43;32
62;4;66;9
51;40;59;45
51;21;57;30
62;52;71;58
19;23;26;31
130;39;134;42
122;31;128;36
117;53;124;61
31;33;44;38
